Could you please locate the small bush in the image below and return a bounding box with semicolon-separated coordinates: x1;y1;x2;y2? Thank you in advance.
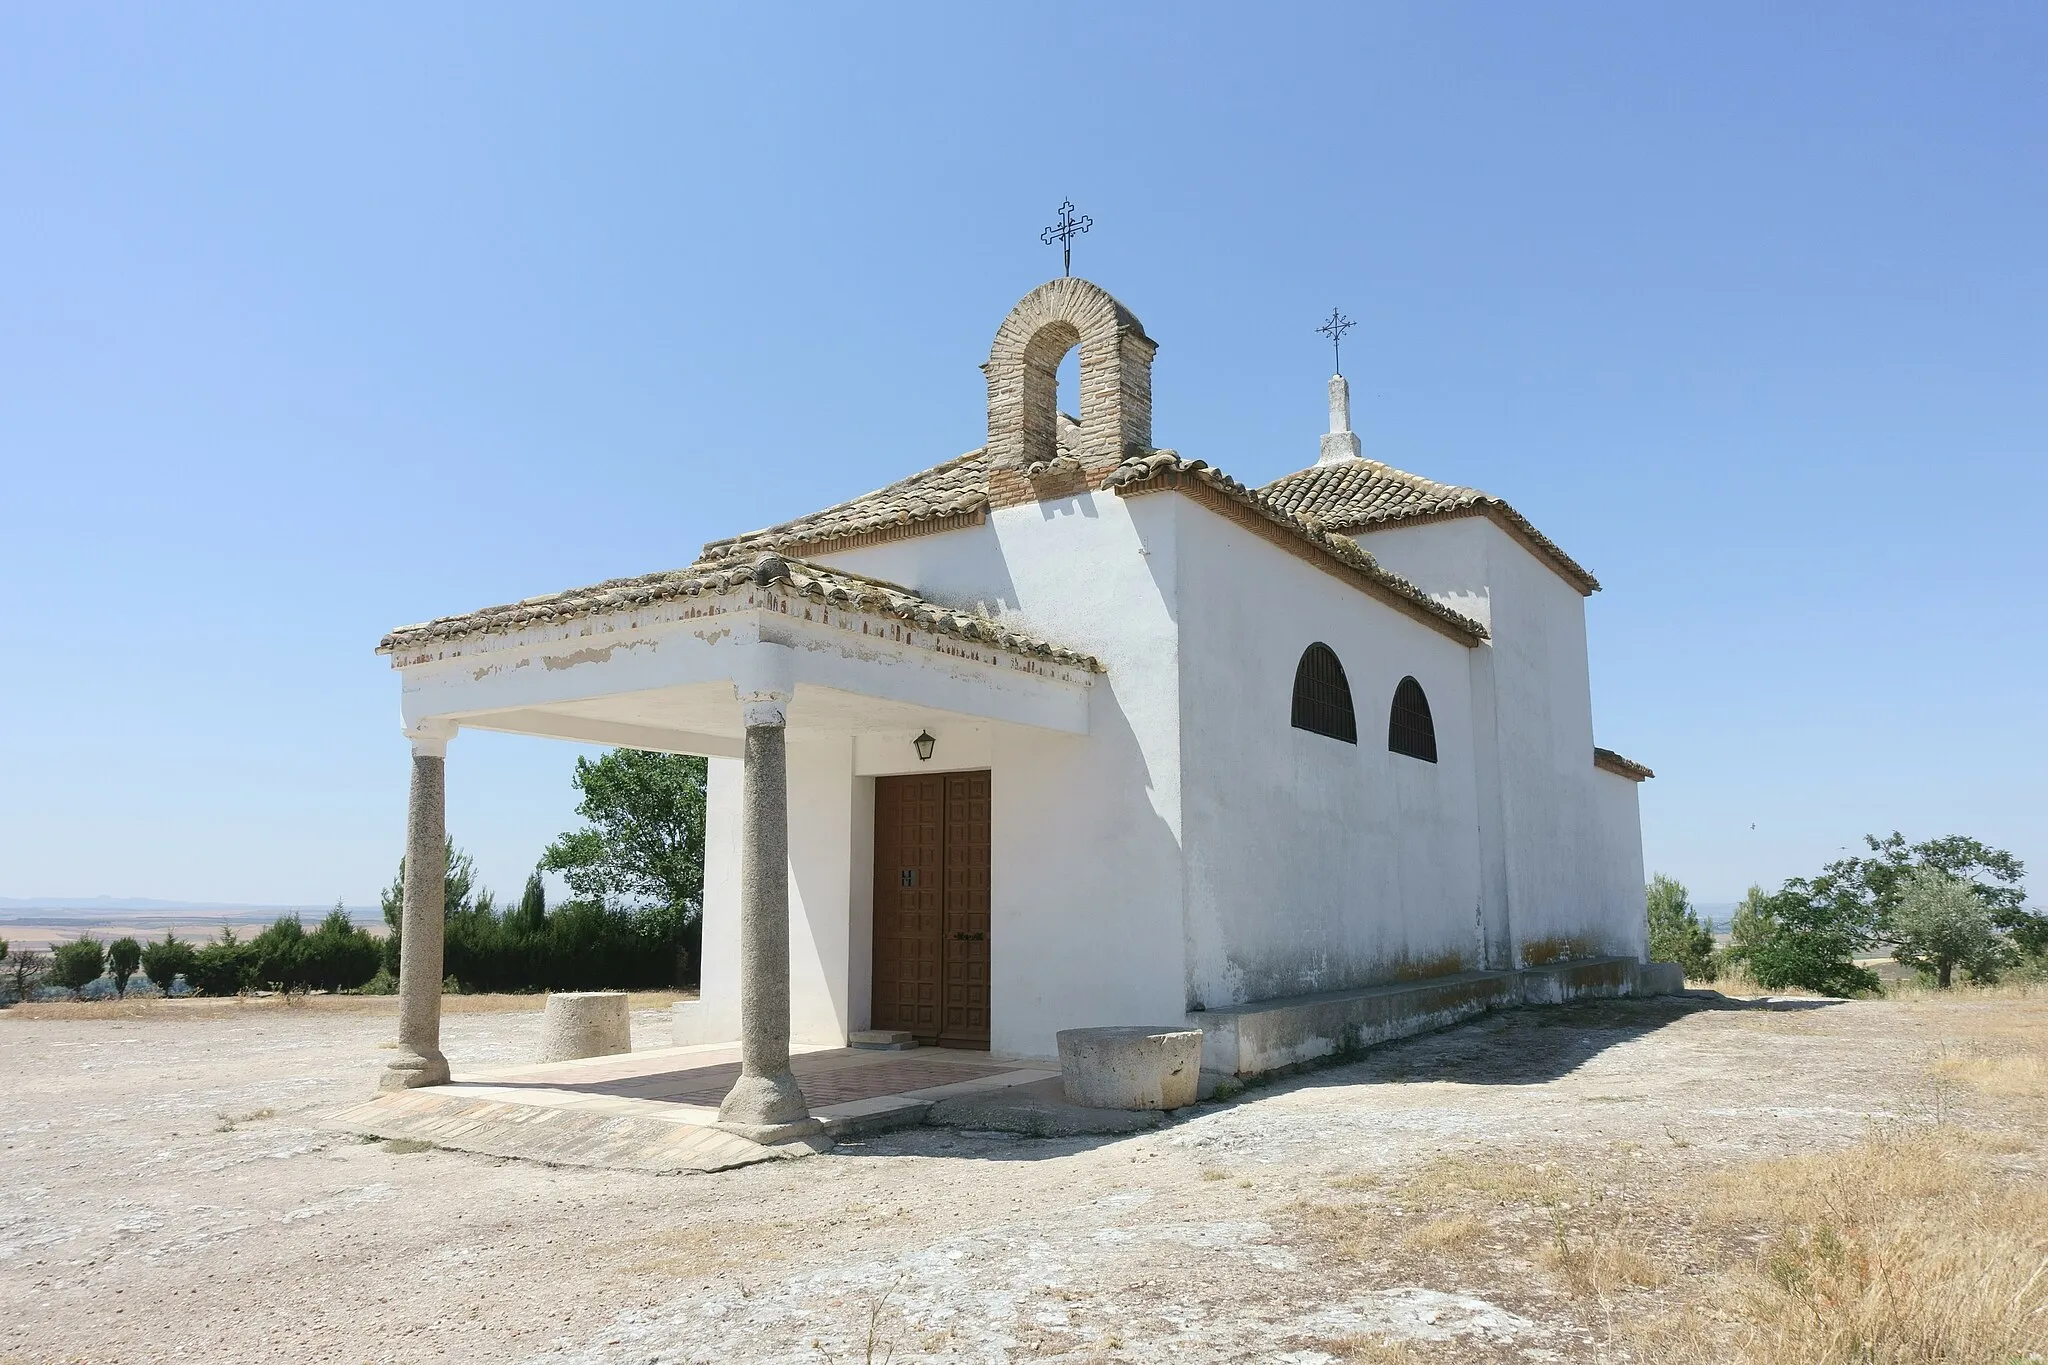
189;927;254;997
106;936;143;997
49;937;106;997
302;905;382;993
140;933;197;995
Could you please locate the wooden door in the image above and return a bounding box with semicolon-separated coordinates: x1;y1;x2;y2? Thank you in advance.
872;770;991;1049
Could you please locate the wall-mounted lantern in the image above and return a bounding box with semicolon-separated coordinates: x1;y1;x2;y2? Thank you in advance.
913;730;937;762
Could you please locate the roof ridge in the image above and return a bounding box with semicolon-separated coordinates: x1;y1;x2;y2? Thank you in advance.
1101;450;1490;644
1260;457;1600;595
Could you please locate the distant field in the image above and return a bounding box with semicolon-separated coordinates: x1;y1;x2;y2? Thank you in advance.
1;910;386;952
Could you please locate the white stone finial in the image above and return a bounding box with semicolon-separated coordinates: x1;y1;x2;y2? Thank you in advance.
1318;373;1362;464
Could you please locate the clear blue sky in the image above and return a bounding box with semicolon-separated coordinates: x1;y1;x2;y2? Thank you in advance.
2;4;2042;909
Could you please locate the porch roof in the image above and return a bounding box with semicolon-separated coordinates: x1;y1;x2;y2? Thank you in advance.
379;553;1103;673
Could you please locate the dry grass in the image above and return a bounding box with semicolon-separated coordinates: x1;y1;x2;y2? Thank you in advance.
1398;1154;1578;1209
1320;1336;1426;1363
1402;1212;1488;1254
1295;1116;2048;1361
2;989;694;1022
1663;1126;2048;1363
1540;1221;1669;1296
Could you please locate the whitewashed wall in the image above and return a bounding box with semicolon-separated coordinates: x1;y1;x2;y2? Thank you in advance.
1361;517;1637;964
1591;768;1650;961
821;490;1189;1059
1173;499;1484;1007
691;742;873;1049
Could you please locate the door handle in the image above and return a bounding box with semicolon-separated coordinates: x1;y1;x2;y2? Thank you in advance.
951;931;985;942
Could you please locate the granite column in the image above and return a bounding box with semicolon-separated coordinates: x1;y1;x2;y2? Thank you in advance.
382;723;453;1091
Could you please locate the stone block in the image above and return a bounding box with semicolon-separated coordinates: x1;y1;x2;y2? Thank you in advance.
848;1029;918;1051
1056;1026;1203;1110
1633;961;1686;997
537;991;631;1063
1191;971;1521;1077
1518;956;1636;1006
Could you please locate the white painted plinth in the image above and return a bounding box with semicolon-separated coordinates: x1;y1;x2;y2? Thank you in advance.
1056;1026;1204;1110
537;991;632;1063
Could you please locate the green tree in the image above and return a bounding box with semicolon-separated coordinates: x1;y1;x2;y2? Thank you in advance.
106;936;143;997
540;750;708;985
140;932;198;996
190;926;254;997
49;936;106;997
1725;877;1880;997
302;903;383;993
1891;867;2011;988
379;837;481;974
515;870;547;934
248;915;310;992
1645;873;1718;982
1825;832;2042;953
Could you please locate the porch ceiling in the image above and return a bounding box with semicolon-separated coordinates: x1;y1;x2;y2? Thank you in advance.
453;683;1016;758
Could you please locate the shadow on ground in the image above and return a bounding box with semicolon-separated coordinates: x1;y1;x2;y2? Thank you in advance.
1282;990;1844;1091
829;992;1850;1165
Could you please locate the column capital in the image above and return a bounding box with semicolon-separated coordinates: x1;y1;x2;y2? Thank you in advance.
732;640;796;728
736;689;791;728
402;719;458;758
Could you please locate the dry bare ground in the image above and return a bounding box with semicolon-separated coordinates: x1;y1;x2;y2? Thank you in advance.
3;987;2044;1363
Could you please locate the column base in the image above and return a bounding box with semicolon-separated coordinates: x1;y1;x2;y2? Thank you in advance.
717;1069;810;1128
714;1116;828;1146
379;1050;451;1092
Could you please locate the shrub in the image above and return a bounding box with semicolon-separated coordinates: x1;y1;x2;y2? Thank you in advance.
49;936;106;997
189;927;254;997
106;936;143;997
1727;881;1880;997
248;915;309;992
140;933;197;995
4;945;48;1003
1646;873;1718;981
302;904;382;993
355;966;397;995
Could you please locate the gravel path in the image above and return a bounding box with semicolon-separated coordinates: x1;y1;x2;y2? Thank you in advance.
0;991;1998;1363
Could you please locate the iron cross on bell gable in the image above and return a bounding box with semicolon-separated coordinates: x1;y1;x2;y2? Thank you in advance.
1041;199;1092;276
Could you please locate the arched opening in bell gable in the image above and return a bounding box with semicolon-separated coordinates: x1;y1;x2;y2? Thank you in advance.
1019;319;1083;467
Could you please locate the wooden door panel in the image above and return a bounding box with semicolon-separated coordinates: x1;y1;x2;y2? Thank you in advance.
939;770;992;1048
873;770;991;1049
871;775;944;1040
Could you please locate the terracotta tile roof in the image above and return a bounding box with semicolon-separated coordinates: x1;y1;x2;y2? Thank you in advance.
377;553;1103;672
1103;451;1490;644
1260;460;1600;595
701;450;991;559
1594;747;1654;781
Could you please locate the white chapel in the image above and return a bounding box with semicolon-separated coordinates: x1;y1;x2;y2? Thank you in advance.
374;276;1656;1129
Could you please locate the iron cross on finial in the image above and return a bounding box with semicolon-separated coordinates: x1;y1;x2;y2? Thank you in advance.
1317;308;1357;375
1041;199;1092;276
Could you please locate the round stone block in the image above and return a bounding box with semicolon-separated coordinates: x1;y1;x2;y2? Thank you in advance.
537;991;632;1063
1056;1026;1204;1110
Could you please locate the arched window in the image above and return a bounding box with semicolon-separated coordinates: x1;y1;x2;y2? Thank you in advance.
1388;676;1438;763
1291;644;1357;744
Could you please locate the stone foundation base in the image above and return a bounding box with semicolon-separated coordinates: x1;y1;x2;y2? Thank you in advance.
1192;959;1684;1077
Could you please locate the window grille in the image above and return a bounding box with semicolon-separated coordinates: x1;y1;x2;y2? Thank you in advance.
1291;643;1357;744
1388;676;1438;763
